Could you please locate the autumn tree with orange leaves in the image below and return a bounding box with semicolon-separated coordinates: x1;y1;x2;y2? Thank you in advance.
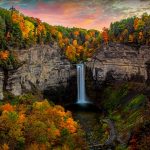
0;51;9;60
102;27;109;44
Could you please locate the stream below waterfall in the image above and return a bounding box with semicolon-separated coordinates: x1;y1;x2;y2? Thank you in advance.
66;103;103;149
68;64;104;149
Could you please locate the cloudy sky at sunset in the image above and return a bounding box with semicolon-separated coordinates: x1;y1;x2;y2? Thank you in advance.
0;0;150;30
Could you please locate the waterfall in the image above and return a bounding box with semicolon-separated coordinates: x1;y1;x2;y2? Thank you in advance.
76;63;87;103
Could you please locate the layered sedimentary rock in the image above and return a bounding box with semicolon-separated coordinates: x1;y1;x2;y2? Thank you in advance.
0;43;76;98
0;43;149;99
86;44;150;83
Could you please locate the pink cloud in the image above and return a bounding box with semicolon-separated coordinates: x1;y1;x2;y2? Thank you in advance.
2;0;150;30
16;1;121;31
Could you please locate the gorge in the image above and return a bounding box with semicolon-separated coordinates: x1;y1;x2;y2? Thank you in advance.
0;6;150;149
0;43;150;101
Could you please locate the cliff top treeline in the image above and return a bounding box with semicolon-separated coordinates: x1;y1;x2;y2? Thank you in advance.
0;7;150;64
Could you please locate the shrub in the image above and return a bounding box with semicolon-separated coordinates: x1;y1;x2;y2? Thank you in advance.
103;84;129;112
124;94;146;112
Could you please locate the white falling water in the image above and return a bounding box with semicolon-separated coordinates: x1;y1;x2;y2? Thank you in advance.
76;63;87;103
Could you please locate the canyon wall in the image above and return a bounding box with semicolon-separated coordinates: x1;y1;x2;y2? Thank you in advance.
0;43;150;99
0;43;76;99
86;44;150;83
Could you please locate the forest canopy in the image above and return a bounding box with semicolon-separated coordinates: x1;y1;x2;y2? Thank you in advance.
0;7;150;64
0;96;86;149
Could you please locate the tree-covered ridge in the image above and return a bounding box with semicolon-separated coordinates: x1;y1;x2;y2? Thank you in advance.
0;7;101;63
109;13;150;45
0;7;150;65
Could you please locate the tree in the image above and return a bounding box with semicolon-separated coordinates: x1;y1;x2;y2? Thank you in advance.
128;34;134;43
11;23;23;48
57;31;63;40
72;39;78;47
121;29;129;43
134;18;139;30
102;27;109;44
0;16;6;49
73;30;79;37
0;51;9;60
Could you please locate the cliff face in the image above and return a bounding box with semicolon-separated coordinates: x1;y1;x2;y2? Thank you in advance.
86;44;150;83
0;44;76;99
0;43;150;100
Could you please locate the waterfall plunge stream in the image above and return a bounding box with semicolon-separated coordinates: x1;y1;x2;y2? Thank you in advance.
76;63;88;104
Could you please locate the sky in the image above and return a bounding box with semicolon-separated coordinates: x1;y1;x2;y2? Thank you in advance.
0;0;150;31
